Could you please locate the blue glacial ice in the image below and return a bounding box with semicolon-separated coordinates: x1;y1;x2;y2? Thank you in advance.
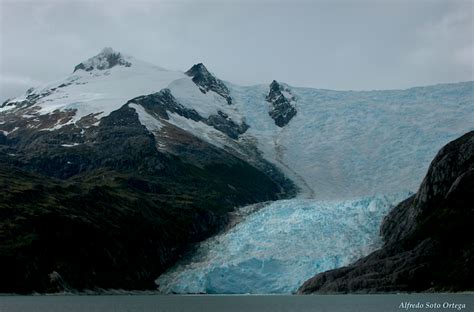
156;193;410;294
155;82;473;294
231;82;474;199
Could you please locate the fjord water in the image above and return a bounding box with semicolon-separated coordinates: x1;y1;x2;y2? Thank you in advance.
2;294;473;312
157;194;410;294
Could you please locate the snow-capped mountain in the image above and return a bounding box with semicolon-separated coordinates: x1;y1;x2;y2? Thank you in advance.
2;47;473;199
0;48;296;294
0;48;257;173
1;48;190;130
1;48;473;294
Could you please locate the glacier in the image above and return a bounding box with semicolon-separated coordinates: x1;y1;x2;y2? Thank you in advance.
153;80;473;294
3;50;472;294
231;82;474;199
156;193;410;294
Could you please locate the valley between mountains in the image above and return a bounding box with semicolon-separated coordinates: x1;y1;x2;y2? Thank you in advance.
0;48;472;294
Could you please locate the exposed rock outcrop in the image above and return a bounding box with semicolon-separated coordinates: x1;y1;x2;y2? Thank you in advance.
299;131;474;293
74;47;131;72
128;89;248;140
206;111;249;140
185;63;233;105
266;80;297;127
128;89;202;122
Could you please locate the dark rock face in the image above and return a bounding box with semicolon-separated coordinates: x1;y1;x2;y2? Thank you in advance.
206;111;249;140
0;133;7;145
128;89;248;140
0;104;163;180
299;131;474;293
185;63;233;105
266;80;297;127
128;89;202;122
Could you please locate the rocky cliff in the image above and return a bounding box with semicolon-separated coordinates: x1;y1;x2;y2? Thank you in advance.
265;80;297;127
299;131;474;293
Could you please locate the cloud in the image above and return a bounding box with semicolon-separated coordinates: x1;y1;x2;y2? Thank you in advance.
455;43;474;70
0;0;473;103
0;75;40;86
0;74;43;101
409;2;473;77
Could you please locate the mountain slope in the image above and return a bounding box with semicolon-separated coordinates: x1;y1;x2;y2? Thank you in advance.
298;131;474;293
0;164;225;293
0;117;292;294
2;48;473;200
0;48;473;293
0;49;295;293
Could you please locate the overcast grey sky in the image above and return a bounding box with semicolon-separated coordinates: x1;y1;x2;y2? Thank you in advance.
0;0;473;102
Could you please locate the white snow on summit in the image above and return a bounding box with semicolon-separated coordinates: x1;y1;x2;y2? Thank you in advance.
5;49;186;126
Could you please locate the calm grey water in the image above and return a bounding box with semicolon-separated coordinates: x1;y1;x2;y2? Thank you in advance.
1;294;473;312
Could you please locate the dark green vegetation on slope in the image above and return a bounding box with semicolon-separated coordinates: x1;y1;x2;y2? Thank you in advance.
299;131;474;293
0;103;295;294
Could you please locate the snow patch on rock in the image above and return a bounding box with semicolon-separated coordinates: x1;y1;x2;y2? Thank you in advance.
129;103;164;132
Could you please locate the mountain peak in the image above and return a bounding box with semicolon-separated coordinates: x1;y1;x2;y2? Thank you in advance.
185;63;210;77
73;47;131;72
269;80;281;92
184;63;232;105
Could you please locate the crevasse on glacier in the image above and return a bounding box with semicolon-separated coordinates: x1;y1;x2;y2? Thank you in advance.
156;193;410;294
